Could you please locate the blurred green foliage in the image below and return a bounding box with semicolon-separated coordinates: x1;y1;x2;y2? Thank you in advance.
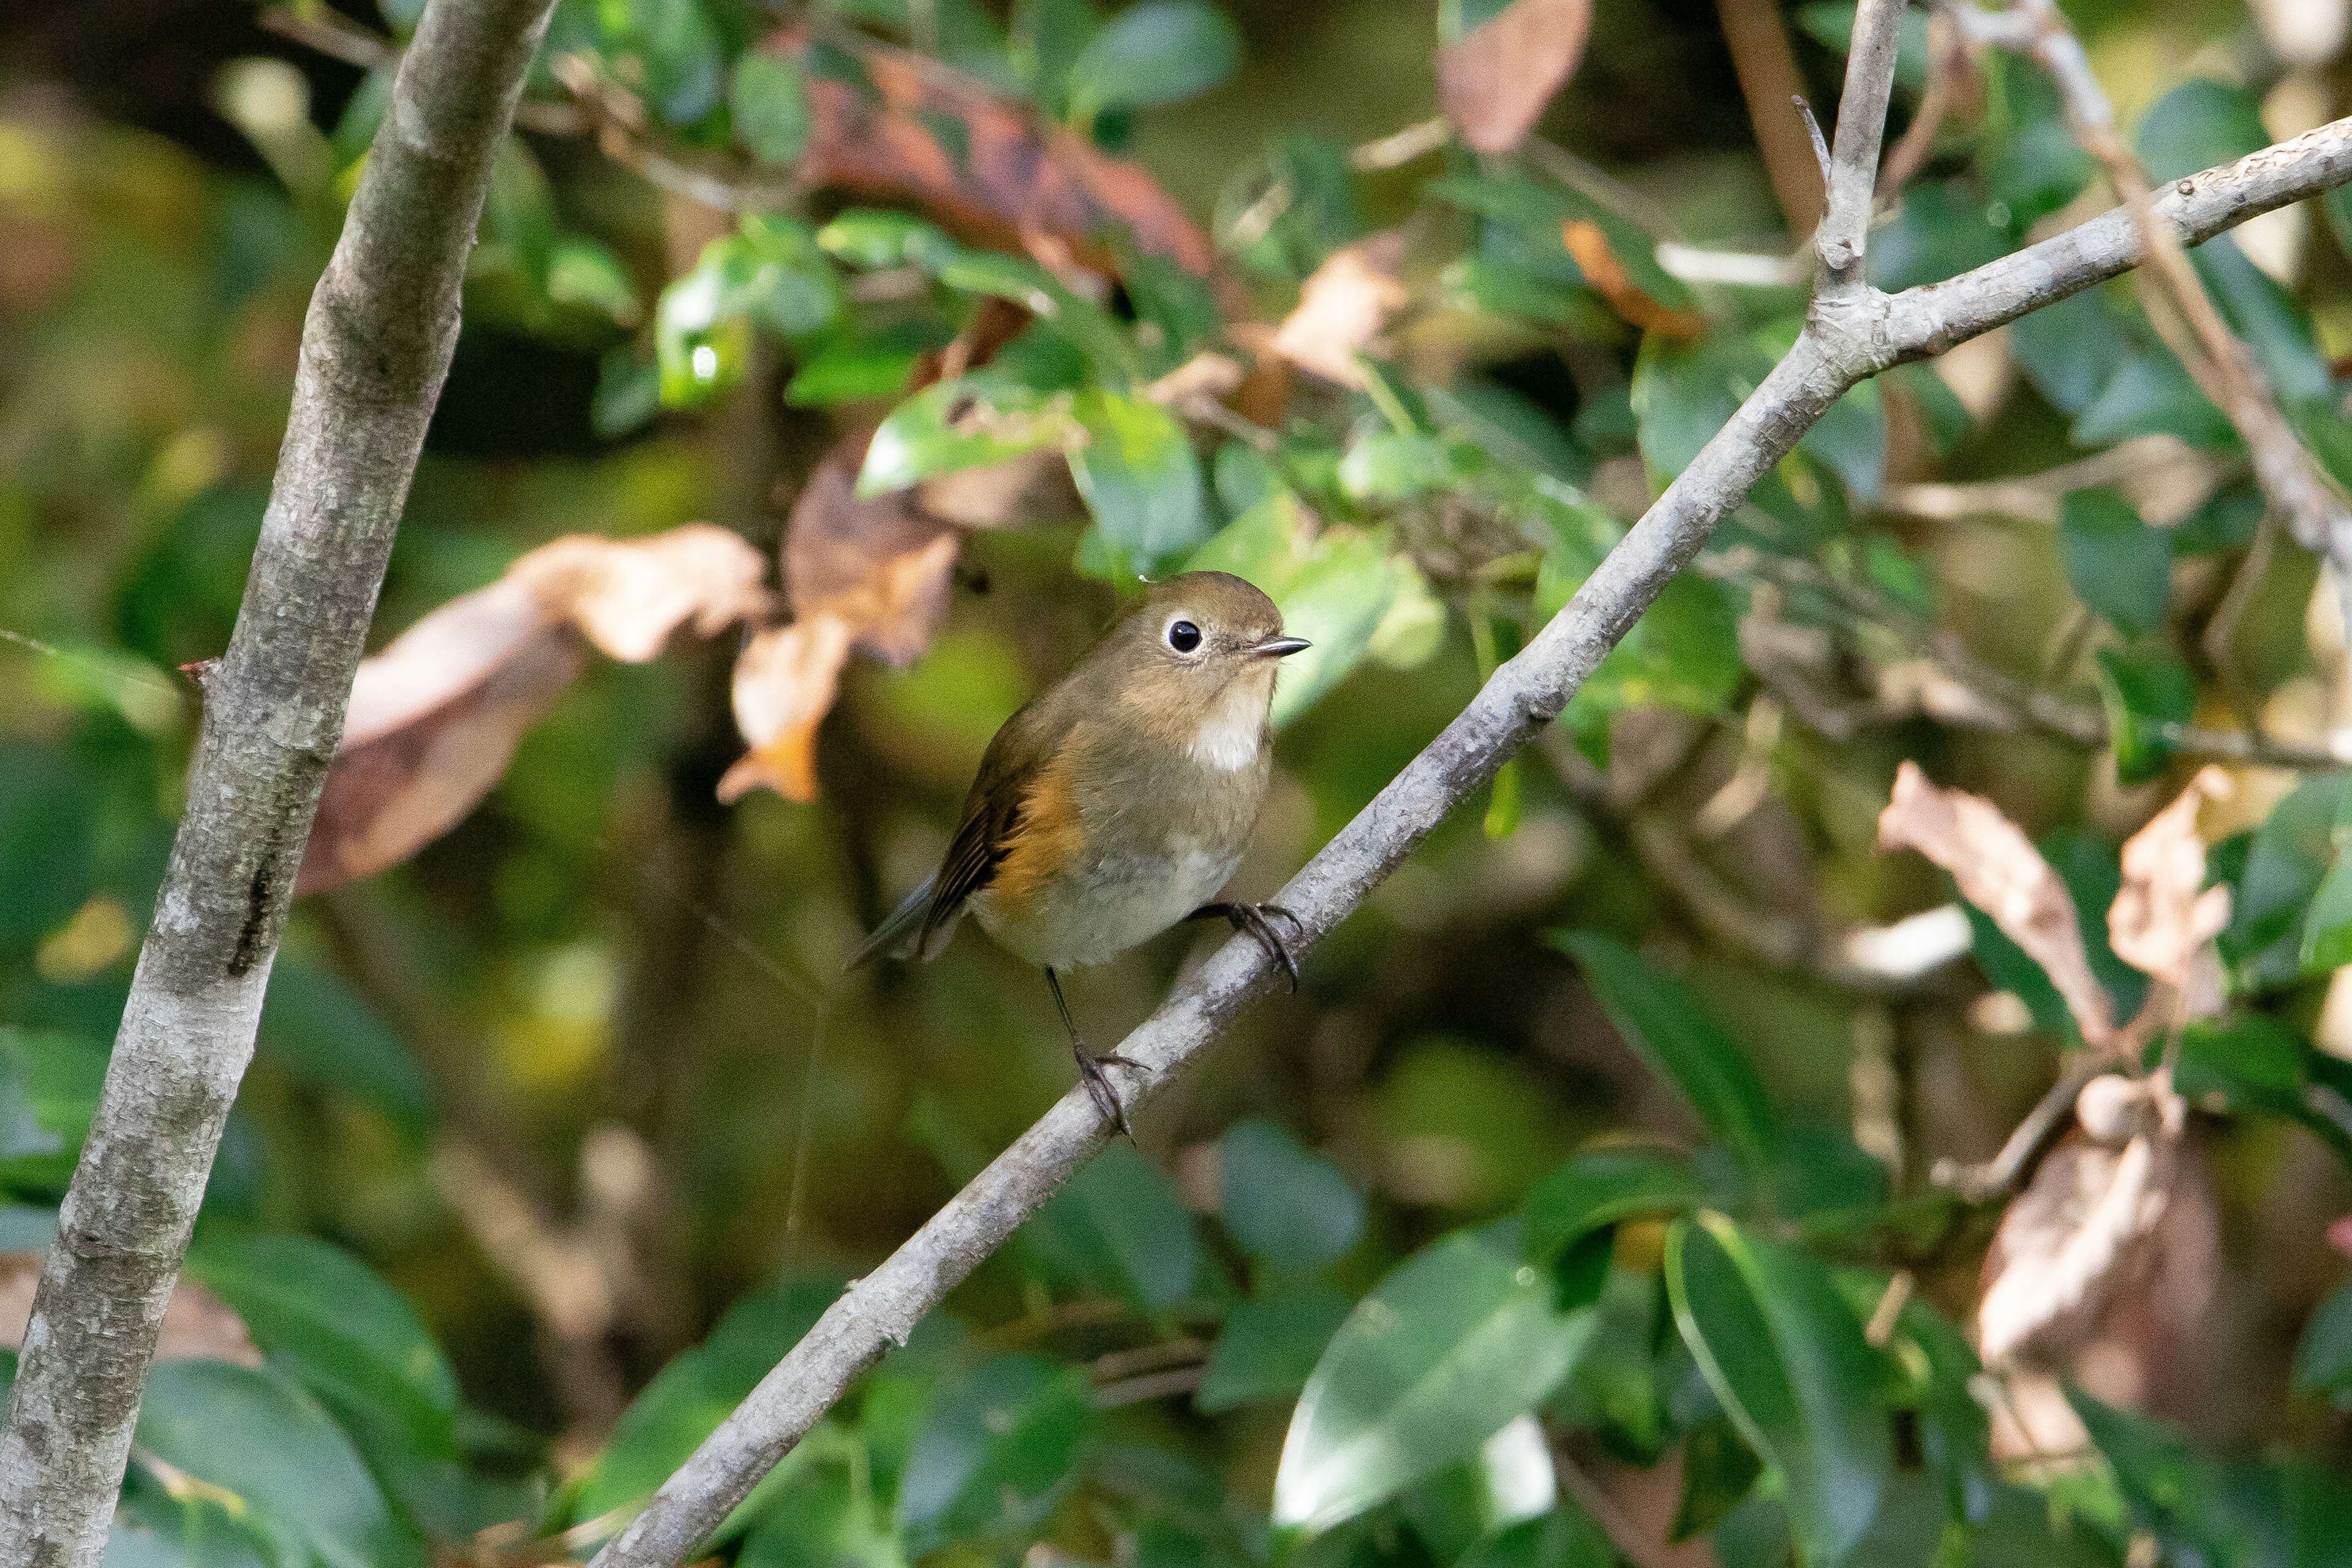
10;0;2352;1564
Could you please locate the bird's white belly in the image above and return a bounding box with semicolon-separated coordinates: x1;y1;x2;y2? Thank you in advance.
971;833;1244;969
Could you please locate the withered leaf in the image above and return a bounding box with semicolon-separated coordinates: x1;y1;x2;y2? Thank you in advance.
1561;219;1705;337
777;29;1213;279
720;618;854;804
1;1250;260;1367
1269;233;1409;388
1878;761;2114;1044
1436;0;1596;155
299;524;773;895
2109;767;2233;989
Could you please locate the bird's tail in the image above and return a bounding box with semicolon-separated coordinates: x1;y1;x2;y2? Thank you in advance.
847;873;937;970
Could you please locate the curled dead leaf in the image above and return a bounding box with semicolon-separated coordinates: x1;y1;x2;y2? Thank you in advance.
1;1250;260;1366
1270;233;1410;388
1878;761;2114;1043
1436;0;1596;155
298;525;773;895
785;454;960;668
780;29;1213;278
719;618;854;804
2109;767;2233;990
1561;219;1706;338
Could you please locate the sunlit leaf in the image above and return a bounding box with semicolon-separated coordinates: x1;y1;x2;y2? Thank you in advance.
1066;390;1210;574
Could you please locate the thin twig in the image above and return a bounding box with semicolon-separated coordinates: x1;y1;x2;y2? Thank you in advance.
1934;1057;2116;1202
588;100;2352;1568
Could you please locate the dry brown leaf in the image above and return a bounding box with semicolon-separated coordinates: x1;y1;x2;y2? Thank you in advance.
1878;760;2114;1043
778;29;1215;278
719;618;854;804
1561;219;1706;338
1436;0;1596;155
2109;766;2234;989
298;524;773;895
0;1250;260;1366
1270;233;1410;388
784;455;960;667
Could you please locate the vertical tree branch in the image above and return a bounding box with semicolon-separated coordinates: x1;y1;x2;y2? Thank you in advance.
583;100;2352;1568
0;0;556;1561
1815;0;1907;287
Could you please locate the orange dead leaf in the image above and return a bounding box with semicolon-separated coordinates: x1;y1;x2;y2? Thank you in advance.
298;524;773;895
1436;0;1596;154
1878;761;2114;1044
1;1251;260;1367
1561;220;1705;337
1270;233;1410;388
719;618;854;804
2109;767;2233;990
785;453;961;667
778;29;1213;279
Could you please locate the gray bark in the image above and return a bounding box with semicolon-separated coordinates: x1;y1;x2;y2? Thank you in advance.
0;0;556;1561
589;83;2352;1568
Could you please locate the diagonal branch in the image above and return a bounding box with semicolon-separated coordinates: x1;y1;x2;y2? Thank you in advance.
0;0;559;1562
589;53;2352;1568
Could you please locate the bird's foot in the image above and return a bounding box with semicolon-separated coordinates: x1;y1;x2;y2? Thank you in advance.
1186;902;1303;991
1074;1044;1140;1137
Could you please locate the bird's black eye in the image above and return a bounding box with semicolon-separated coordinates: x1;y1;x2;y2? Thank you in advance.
1167;619;1202;654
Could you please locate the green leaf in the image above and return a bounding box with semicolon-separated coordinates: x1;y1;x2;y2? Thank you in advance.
1399;1416;1559;1561
1217;1118;1365;1271
2135;78;2267;186
2059;488;2173;635
1012;0;1099;113
546;238;643;327
1025;1137;1205;1312
0;1030;105;1191
579;1278;839;1521
1670;1415;1762;1542
1270;1226;1596;1536
737;1428;907;1568
1454;1507;1617;1568
2293;1276;2352;1392
1520;1145;1706;1267
2222;774;2345;984
2094;646;2196;786
602;0;723;124
1553;935;1780;1185
1664;1215;1891;1567
1067;391;1210;575
184;1233;459;1460
1066;0;1240;124
1195;1281;1358;1413
2067;1391;2247;1565
860;376;1074;494
594;347;661;437
257;960;434;1133
2302;853;2352;972
897;1354;1098;1553
135;1358;422;1568
731;53;810;164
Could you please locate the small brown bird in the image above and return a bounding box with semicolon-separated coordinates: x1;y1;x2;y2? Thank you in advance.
852;571;1309;1129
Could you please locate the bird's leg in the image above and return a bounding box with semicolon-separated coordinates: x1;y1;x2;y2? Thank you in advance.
1046;967;1137;1135
1184;902;1303;991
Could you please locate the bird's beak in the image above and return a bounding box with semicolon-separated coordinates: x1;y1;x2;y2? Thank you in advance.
1253;636;1311;659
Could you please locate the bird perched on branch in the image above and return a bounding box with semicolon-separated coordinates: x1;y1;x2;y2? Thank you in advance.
852;571;1310;1131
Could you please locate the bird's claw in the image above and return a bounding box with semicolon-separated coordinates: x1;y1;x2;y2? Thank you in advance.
1074;1046;1138;1137
1189;901;1303;991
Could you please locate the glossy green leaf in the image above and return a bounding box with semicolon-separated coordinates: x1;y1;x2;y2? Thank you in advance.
185;1232;459;1459
1188;490;1400;726
1066;0;1240;124
1025;1136;1205;1312
1067;391;1209;575
2068;1391;2247;1566
1553;935;1779;1183
135;1358;422;1568
579;1278;839;1521
1400;1415;1558;1562
2222;774;2344;984
860;376;1074;495
2059;488;2173;635
2302;853;2352;972
897;1354;1098;1553
1670;1415;1762;1542
1271;1226;1596;1535
2293;1276;2352;1392
1217;1118;1365;1271
2094;646;2196;786
1520;1145;1705;1267
731;53;810;164
1453;1506;1616;1568
1664;1215;1890;1567
1196;1282;1357;1413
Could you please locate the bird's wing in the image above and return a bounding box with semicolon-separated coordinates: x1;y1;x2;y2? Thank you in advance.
845;872;936;969
916;723;1036;959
